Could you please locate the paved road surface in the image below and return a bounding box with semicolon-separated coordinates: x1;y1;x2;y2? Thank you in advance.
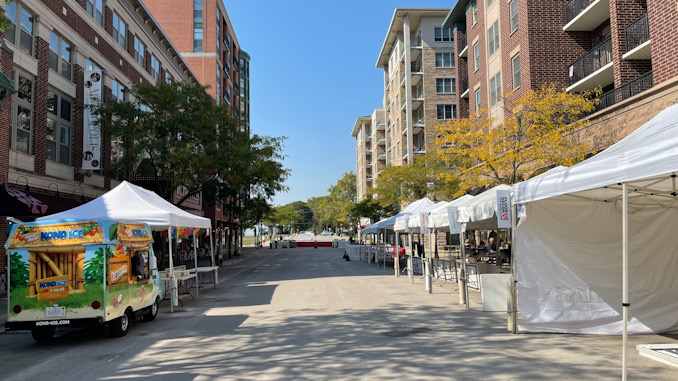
1;247;676;380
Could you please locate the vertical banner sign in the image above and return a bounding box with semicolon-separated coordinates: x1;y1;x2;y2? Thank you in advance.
82;70;103;170
447;205;460;235
420;212;428;233
517;204;527;218
496;190;512;229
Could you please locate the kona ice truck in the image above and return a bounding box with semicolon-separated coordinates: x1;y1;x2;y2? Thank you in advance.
4;219;162;341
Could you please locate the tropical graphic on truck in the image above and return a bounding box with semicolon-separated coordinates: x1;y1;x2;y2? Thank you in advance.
5;219;161;341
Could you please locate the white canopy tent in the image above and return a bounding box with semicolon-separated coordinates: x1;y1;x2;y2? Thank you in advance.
512;104;678;379
457;185;512;230
361;197;435;234
407;201;448;233
38;181;214;311
429;195;475;230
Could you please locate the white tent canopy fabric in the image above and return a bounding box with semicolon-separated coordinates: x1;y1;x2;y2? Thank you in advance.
37;181;211;230
429;195;475;230
362;197;435;233
457;185;512;231
513;104;678;335
407;201;448;233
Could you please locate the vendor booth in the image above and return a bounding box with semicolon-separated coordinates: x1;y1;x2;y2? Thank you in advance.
37;181;214;312
512;104;678;378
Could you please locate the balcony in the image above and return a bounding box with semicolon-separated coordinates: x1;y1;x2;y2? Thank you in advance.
233;82;240;95
401;120;407;135
411;61;423;87
567;37;613;93
411;34;423;61
233;108;240;119
459;34;468;57
564;0;610;32
623;14;651;60
413;145;426;155
401;70;407;85
365;148;372;156
377;150;386;161
375;119;385;131
413;116;424;135
412;87;424;111
461;77;469;99
224;63;231;79
587;71;653;116
402;147;408;160
376;135;386;145
401;95;407;110
365;134;371;142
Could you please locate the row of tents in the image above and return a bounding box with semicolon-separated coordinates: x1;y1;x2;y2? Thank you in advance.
360;104;678;359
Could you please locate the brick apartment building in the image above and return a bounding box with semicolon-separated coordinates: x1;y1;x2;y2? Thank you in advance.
351;109;386;202
0;0;200;274
144;0;251;259
444;0;678;150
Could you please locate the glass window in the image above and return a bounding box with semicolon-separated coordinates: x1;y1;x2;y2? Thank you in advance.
165;71;174;83
111;79;127;102
490;72;502;106
4;3;35;56
86;58;101;71
472;1;478;25
475;89;482;115
437;104;456;120
12;72;33;154
435;52;455;68
436;78;455;94
112;12;127;50
46;90;72;165
510;0;519;33
151;54;161;81
134;36;146;67
473;43;480;70
86;0;104;26
488;21;500;56
487;0;496;7
434;27;453;42
194;0;203;52
512;54;521;89
49;32;72;80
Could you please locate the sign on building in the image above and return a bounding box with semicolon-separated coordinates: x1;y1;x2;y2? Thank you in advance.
82;70;103;170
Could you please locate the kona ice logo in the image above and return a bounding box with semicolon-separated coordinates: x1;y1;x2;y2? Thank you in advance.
40;229;86;240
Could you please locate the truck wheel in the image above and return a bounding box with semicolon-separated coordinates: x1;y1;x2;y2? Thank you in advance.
110;310;131;337
31;327;56;342
141;299;159;322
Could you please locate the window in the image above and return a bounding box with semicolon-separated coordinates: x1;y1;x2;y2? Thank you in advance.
111;79;127;102
151;54;160;81
85;58;101;71
512;54;521;89
436;78;455;94
49;32;72;80
475;89;482;115
437;104;456;120
487;0;496;7
510;0;519;33
12;72;33;154
473;43;480;70
216;7;221;51
435;52;455;68
194;0;203;52
134;36;146;67
86;0;104;26
46;90;72;165
434;27;453;42
165;71;174;83
488;21;500;56
4;2;35;55
216;63;221;105
472;1;478;25
490;72;502;106
112;12;127;50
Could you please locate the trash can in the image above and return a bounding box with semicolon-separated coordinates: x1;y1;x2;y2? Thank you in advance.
289;240;296;248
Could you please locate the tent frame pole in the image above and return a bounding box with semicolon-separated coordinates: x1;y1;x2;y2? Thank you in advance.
511;204;518;334
168;228;175;313
622;183;630;381
193;232;199;299
210;228;218;285
394;230;400;277
461;225;469;309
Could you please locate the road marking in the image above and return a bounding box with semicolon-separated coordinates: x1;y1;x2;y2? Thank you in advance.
107;355;119;362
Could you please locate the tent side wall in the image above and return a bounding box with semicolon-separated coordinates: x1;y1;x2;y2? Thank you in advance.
516;198;678;334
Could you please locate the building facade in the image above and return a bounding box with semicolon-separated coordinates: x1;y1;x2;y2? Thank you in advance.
376;8;454;167
351;109;385;202
144;0;250;259
444;0;678;150
0;0;199;272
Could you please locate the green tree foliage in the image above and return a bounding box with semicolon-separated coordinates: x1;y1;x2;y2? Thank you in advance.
316;172;356;226
369;156;458;206
349;199;396;225
0;1;13;32
265;204;303;232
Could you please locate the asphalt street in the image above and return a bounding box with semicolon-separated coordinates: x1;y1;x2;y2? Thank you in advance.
0;246;677;380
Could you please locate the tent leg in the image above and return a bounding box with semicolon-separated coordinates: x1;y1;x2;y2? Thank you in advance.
194;233;199;299
394;232;400;277
460;227;469;309
210;228;218;286
622;183;629;381
510;205;518;334
168;229;176;313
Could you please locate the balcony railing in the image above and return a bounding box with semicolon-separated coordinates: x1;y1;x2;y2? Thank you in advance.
462;77;469;93
401;70;406;83
402;147;408;157
401;96;407;108
402;120;406;132
411;61;422;72
565;0;595;24
587;71;653;115
626;14;649;52
568;37;612;85
377;150;385;157
413;114;424;125
411;34;422;47
413;86;423;99
460;34;467;50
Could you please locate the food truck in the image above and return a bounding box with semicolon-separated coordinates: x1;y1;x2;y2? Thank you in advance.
4;219;161;341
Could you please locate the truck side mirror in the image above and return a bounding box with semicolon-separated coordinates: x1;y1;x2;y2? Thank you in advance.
149;255;157;271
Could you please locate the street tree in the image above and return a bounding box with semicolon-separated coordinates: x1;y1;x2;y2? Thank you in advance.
368;156;458;206
317;172;356;229
349;198;396;225
434;84;596;194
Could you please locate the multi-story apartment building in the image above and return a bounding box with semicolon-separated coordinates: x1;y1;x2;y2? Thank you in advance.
376;8;454;167
0;0;199;272
352;109;386;201
445;0;678;150
145;0;250;259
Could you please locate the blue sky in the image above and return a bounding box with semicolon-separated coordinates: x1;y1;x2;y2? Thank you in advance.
226;0;454;206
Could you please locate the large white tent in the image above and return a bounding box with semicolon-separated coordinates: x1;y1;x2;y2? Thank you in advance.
512;104;678;377
458;185;512;230
361;197;435;234
406;201;448;233
429;195;475;230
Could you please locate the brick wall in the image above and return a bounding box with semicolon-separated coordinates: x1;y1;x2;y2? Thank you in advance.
647;0;678;84
144;0;195;53
610;0;652;87
0;36;14;273
33;37;49;176
421;47;456;151
500;0;530;111
454;28;470;119
467;0;487;114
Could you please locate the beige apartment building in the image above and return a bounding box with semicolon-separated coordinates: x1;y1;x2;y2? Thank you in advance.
376;8;454;167
352;109;386;202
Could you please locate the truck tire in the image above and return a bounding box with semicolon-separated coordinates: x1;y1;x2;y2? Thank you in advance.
141;299;159;322
31;327;56;342
110;310;131;337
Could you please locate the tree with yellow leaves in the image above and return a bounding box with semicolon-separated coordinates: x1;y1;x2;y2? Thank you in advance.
434;84;597;194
